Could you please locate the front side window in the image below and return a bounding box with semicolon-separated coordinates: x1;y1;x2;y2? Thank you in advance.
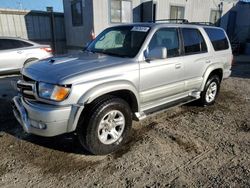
182;28;207;55
170;6;185;20
110;0;132;23
204;28;229;51
148;28;180;58
71;0;83;26
87;26;150;58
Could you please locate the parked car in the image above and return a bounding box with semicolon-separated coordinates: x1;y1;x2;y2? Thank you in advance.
0;37;53;75
12;22;232;155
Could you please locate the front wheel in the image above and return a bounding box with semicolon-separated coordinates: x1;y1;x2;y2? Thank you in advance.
77;97;132;155
199;75;221;106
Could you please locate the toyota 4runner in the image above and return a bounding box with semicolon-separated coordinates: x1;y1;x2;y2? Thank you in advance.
12;22;232;155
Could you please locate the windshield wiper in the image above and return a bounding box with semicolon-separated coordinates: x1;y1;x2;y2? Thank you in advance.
100;51;130;58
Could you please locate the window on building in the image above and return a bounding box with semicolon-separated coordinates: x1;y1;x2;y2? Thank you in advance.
170;6;185;20
71;0;83;26
210;10;220;24
149;28;180;58
110;0;132;23
182;28;207;55
204;28;229;51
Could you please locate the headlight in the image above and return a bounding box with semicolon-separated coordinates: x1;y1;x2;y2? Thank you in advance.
38;82;71;101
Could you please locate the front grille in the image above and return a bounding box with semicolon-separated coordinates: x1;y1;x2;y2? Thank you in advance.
22;93;36;100
17;78;36;100
17;83;32;90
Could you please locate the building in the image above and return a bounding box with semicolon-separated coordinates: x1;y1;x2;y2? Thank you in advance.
0;8;66;54
63;0;250;51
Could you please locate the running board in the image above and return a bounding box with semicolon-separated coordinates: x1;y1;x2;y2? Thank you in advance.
135;96;197;121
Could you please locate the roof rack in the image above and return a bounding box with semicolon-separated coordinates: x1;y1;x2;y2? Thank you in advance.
151;19;189;24
149;19;216;26
188;22;215;26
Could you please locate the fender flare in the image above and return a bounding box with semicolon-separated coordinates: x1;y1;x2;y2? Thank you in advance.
78;80;140;105
200;64;223;91
67;80;140;132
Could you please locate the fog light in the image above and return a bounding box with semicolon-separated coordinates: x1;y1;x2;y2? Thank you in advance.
38;122;46;129
30;120;47;129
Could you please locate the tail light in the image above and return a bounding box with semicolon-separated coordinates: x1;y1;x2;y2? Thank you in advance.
41;47;53;53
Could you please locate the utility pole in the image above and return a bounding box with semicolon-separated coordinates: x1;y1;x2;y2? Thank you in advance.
47;7;56;54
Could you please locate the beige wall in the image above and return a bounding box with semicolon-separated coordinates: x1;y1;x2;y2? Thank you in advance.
155;0;235;22
92;0;141;35
92;0;237;36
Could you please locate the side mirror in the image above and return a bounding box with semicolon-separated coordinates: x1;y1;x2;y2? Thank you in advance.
145;47;167;61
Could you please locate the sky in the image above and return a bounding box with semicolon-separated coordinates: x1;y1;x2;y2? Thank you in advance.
0;0;63;12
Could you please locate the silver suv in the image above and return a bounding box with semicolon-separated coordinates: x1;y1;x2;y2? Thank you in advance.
12;23;232;155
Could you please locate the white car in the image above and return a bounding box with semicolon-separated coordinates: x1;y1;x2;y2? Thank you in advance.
0;37;53;75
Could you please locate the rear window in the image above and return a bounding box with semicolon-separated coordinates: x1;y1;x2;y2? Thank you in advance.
204;28;229;51
182;28;207;55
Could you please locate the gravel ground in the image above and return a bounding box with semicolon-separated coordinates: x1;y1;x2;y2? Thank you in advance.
0;61;249;187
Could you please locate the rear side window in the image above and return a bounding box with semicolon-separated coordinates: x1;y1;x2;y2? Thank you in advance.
204;28;229;51
18;41;33;47
182;28;207;55
0;39;32;50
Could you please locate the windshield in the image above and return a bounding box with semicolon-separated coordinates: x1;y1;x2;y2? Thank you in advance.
87;26;150;58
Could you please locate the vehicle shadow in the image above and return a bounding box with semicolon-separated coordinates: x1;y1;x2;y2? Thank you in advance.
231;61;250;79
0;97;91;155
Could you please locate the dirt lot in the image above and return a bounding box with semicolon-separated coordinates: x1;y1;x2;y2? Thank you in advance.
0;60;249;187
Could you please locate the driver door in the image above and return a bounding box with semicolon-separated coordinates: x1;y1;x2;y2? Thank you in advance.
140;27;185;105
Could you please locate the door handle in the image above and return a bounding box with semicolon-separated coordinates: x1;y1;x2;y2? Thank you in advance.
205;60;211;64
17;51;23;54
175;63;181;69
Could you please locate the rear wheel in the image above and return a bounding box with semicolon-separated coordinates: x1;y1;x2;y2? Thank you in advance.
77;96;132;155
199;75;220;106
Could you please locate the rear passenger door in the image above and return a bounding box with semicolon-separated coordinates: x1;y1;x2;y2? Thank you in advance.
180;28;209;92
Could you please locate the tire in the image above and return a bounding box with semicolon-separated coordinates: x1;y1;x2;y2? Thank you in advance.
77;96;132;155
199;75;221;106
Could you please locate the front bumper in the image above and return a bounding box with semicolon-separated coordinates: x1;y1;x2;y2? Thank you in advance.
12;96;82;137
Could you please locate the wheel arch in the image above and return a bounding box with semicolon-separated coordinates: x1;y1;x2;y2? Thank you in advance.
201;65;223;91
68;81;140;132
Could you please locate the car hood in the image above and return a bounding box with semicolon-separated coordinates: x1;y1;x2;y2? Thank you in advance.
22;52;130;84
